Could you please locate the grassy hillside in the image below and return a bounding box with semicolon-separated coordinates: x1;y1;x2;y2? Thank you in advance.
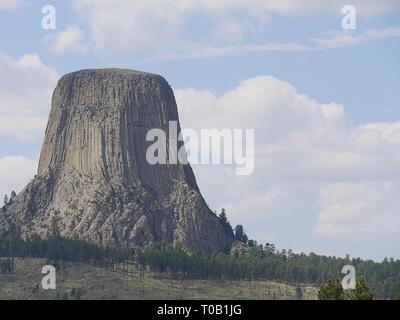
0;258;318;300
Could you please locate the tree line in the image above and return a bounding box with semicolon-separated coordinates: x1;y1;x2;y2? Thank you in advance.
0;208;399;299
0;224;133;270
135;243;400;299
317;277;374;300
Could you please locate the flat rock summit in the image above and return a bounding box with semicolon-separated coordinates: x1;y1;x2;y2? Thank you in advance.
0;69;233;254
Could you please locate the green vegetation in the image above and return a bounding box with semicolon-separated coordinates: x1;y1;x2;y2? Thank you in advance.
136;244;400;299
0;210;399;299
346;277;374;300
0;258;14;274
2;191;16;213
318;279;344;300
0;226;132;269
0;257;317;300
318;277;373;300
234;225;248;243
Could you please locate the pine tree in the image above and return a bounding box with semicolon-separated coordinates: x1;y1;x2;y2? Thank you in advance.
346;277;374;300
218;208;233;236
219;209;228;224
234;225;248;243
318;279;344;300
50;216;61;237
247;239;256;247
265;243;275;254
295;286;303;300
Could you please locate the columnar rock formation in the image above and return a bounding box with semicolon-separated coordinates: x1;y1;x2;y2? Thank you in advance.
0;69;233;254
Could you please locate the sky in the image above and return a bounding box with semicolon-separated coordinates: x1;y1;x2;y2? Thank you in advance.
0;0;399;261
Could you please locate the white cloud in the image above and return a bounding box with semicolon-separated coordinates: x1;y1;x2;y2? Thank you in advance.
52;26;88;54
361;122;400;144
0;156;37;199
152;42;314;61
0;0;22;10
72;0;188;53
175;76;400;240
71;0;400;56
0;53;59;141
156;25;400;60
316;182;400;237
313;26;400;48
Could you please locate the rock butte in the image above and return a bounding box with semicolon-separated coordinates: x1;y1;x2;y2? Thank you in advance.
0;69;233;254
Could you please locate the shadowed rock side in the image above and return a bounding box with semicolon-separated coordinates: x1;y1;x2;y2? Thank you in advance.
0;69;233;254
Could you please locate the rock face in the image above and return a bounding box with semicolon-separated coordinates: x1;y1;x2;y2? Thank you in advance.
0;69;233;254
